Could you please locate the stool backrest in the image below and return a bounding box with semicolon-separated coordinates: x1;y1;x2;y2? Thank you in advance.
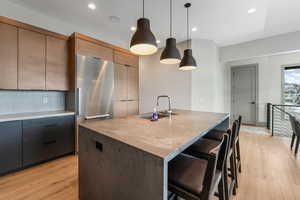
216;133;230;171
237;115;242;136
230;121;238;149
293;117;300;137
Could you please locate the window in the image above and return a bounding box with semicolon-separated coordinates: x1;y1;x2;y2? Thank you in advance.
283;66;300;105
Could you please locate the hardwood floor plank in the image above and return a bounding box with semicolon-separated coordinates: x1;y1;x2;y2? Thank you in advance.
0;129;299;200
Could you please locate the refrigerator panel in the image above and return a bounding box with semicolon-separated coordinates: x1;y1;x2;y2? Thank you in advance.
76;55;114;119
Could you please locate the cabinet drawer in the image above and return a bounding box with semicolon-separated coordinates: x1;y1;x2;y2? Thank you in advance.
23;116;75;167
0;121;22;175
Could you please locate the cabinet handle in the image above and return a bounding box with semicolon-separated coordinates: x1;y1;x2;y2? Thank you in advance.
44;140;57;145
95;141;103;152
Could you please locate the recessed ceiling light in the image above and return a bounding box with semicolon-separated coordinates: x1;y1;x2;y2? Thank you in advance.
192;27;197;32
131;26;136;31
88;3;96;10
248;8;256;14
156;40;161;44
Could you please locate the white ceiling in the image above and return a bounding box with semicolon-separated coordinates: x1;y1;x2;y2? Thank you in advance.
7;0;300;47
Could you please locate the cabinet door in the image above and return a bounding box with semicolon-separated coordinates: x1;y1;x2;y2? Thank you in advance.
113;101;127;118
46;36;69;91
22;116;75;167
0;121;22;175
18;29;46;90
128;67;139;100
114;64;128;101
127;101;139;116
77;39;113;62
0;23;18;89
114;51;139;67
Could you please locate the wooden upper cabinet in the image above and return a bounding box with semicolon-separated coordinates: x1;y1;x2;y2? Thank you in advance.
77;39;113;62
0;23;18;89
128;67;139;100
18;29;46;90
46;36;69;91
114;51;139;67
114;64;128;101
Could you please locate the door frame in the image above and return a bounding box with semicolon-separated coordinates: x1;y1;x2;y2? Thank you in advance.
231;64;259;125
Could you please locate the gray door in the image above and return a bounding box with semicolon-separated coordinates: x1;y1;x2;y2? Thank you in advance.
231;65;257;124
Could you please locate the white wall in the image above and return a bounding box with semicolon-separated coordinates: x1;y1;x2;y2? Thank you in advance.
220;31;300;62
140;39;225;113
0;0;127;48
191;39;224;112
139;42;192;113
224;52;300;124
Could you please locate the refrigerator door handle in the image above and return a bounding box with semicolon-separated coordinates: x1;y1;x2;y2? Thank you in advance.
76;88;82;116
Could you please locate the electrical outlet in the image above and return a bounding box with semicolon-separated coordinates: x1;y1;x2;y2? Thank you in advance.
42;96;48;104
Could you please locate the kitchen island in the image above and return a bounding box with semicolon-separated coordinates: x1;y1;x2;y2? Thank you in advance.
78;110;229;200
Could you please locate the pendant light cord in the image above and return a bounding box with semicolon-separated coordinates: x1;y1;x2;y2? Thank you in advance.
187;6;190;49
170;0;173;38
143;0;145;18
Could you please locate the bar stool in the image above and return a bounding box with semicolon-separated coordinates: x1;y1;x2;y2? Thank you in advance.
204;117;242;174
186;121;239;199
168;135;228;200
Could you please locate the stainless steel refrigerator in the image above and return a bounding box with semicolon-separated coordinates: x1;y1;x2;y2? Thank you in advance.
75;54;114;120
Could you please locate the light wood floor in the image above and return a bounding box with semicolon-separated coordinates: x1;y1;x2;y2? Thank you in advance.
0;131;299;200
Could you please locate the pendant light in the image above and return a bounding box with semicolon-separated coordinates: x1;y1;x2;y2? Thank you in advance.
160;0;181;64
130;0;158;56
179;3;197;71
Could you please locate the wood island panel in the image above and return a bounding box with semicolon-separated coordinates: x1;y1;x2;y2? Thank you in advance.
79;127;166;200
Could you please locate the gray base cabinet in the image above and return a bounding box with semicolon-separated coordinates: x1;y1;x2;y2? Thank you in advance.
0;115;75;176
0;121;22;175
23;115;75;167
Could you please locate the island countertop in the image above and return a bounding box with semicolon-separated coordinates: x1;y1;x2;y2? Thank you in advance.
79;109;229;161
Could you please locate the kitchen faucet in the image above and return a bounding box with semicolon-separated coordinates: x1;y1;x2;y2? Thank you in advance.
156;95;172;114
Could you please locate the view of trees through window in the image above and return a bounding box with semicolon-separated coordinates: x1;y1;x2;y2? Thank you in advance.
284;67;300;105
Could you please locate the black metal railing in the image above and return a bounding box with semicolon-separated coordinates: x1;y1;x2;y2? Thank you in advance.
268;103;300;137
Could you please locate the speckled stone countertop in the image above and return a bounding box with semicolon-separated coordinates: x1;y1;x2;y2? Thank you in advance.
79;109;229;160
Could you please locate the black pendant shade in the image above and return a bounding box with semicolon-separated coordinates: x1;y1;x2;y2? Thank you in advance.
179;3;197;70
160;38;181;64
179;49;197;70
160;0;181;64
130;0;158;56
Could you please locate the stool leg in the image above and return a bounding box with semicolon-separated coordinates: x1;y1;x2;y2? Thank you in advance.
291;133;296;150
236;139;242;173
218;174;225;200
223;161;230;200
230;153;237;195
295;136;300;155
233;147;239;189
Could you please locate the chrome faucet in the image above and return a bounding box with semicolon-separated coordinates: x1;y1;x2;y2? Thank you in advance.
156;95;172;114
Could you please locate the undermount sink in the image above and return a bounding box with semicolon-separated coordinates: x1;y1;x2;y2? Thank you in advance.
139;111;178;120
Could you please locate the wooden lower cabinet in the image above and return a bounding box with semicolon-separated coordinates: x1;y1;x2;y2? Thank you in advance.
0;121;22;175
113;101;139;118
127;101;139;116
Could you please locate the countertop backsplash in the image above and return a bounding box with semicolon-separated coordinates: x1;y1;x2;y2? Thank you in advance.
0;90;66;115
